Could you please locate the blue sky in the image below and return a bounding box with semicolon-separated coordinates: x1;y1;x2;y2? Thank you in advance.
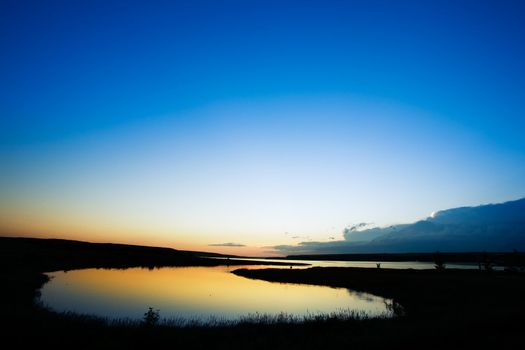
1;0;525;254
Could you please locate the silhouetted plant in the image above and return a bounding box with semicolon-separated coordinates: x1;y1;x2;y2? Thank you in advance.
385;300;405;317
143;307;160;327
434;251;446;270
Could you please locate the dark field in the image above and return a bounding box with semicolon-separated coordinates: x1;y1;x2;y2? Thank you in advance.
1;237;524;349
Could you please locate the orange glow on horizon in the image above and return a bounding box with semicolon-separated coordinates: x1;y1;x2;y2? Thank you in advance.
0;224;275;257
0;204;282;256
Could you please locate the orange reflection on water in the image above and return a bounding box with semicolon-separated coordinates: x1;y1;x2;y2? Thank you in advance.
41;266;390;321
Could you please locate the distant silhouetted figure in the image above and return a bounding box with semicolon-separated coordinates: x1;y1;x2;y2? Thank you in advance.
434;251;446;270
376;263;381;269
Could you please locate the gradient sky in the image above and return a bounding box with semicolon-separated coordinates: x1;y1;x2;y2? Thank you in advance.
1;0;525;255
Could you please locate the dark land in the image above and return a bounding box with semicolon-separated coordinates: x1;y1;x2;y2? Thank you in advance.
0;236;308;271
1;236;524;349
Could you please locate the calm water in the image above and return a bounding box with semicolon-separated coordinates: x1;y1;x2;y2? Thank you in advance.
39;266;392;322
217;257;495;270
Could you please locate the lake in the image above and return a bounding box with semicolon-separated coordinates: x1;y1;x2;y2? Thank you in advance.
215;257;495;270
39;265;393;323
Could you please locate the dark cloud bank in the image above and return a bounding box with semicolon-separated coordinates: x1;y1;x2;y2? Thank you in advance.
274;198;525;255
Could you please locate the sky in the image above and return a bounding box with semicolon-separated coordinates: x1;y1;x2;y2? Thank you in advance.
1;0;525;256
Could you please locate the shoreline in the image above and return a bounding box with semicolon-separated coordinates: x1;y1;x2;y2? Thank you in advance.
2;237;525;349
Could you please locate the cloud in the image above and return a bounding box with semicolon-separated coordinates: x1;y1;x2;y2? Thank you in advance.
272;224;386;255
273;197;525;255
274;223;525;256
209;242;246;247
345;223;370;232
343;224;398;242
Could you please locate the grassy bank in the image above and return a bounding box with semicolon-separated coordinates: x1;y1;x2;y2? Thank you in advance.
234;267;525;347
233;266;525;318
1;264;395;350
2;237;524;349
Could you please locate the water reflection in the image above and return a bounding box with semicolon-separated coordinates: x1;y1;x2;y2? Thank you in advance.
39;266;391;322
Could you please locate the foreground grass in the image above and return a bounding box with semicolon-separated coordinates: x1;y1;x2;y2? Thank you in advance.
233;266;525;320
3;265;524;349
49;308;389;328
2;237;524;349
1;267;397;349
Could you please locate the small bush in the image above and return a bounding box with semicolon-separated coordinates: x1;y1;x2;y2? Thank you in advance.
434;251;446;270
143;307;160;327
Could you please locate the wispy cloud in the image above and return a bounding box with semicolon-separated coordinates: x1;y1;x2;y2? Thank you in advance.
209;242;246;247
273;240;364;255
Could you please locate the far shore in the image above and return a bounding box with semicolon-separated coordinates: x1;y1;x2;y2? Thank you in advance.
1;236;524;349
264;251;522;266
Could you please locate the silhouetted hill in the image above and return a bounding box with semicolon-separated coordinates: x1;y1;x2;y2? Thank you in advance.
0;237;218;271
0;237;289;272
